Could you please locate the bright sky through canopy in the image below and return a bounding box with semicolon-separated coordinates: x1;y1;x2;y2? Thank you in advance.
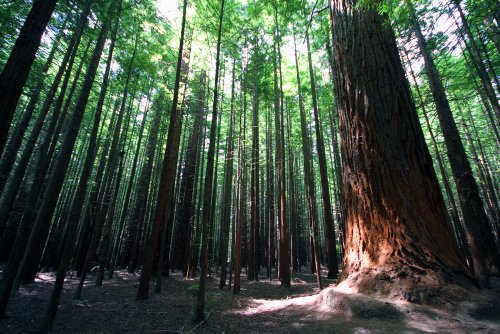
156;0;180;21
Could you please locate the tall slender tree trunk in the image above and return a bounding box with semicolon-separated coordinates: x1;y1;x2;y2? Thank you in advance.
400;47;472;268
410;6;500;285
461;116;500;224
207;93;223;274
0;0;115;318
110;89;150;279
248;38;260;281
265;104;275;280
450;0;500;121
285;103;298;274
173;74;205;276
0;0;58;156
219;62;236;288
325;7;345;254
292;29;322;289
465;110;500;224
17;3;118;289
305;30;338;280
0;14;69;196
187;116;208;279
0;4;88;227
233;60;247;294
196;0;225;321
136;0;188;301
122;97;162;270
40;12;118;326
273;4;290;287
73;99;119;275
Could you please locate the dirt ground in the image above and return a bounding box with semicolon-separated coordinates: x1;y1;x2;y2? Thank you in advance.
0;267;499;333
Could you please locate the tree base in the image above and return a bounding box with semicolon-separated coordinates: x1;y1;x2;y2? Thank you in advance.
336;262;477;305
319;281;500;323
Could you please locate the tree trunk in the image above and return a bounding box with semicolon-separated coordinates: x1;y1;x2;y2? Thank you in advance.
233;59;247;294
0;0;58;156
248;38;260;281
74;99;119;275
173;115;197;274
400;47;472;268
218;62;235;288
305;29;339;280
324;27;345;253
265;103;275;280
0;14;69;196
135;0;188;301
329;1;473;301
196;0;225;321
0;5;88;229
450;0;500;121
156;26;194;290
410;6;500;285
292;28;322;289
461;116;500;224
123;96;162;270
40;14;118;324
274;4;290;287
109;88;150;279
0;0;114;318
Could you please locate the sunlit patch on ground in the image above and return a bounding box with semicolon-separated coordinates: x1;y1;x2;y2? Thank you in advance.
34;272;56;282
1;268;499;333
234;294;319;316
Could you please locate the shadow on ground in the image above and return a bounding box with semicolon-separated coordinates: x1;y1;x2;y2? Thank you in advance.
0;267;499;333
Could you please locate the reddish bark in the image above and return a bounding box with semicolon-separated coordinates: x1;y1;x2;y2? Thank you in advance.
330;1;473;302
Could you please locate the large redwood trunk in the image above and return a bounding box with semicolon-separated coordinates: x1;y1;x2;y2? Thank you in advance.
329;1;473;302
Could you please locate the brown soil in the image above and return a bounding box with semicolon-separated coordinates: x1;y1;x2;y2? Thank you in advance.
0;268;499;333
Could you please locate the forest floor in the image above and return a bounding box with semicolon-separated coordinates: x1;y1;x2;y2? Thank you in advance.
1;266;500;333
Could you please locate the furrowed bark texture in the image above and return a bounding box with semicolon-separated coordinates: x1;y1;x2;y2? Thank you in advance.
330;1;473;302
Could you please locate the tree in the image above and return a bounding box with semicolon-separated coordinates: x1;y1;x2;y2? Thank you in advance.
273;2;290;287
14;0;119;288
196;0;225;321
218;63;235;288
305;28;339;280
400;47;472;267
248;38;260;281
449;0;500;121
0;0;115;317
408;3;500;286
172;74;206;276
233;58;247;294
329;1;474;301
292;27;322;288
39;3;120;327
0;13;70;196
135;0;188;301
0;0;58;156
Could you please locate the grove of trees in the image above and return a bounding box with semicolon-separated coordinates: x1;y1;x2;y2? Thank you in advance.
0;0;498;330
